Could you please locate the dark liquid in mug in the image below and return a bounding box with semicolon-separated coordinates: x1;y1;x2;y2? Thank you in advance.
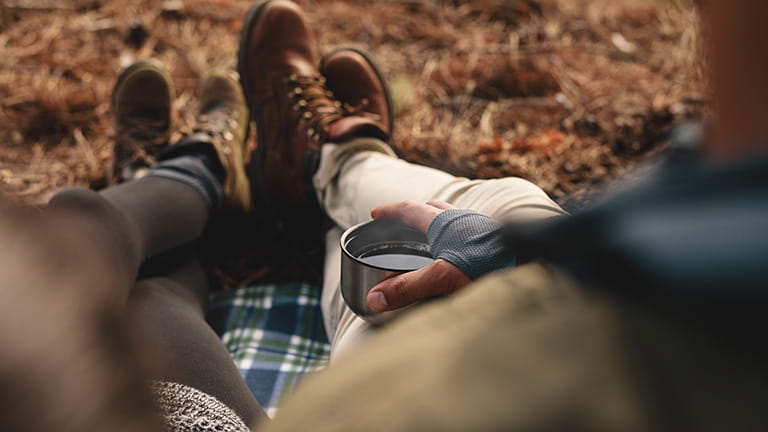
358;253;434;271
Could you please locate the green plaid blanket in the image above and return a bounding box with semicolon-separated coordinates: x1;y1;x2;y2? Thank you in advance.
207;283;330;417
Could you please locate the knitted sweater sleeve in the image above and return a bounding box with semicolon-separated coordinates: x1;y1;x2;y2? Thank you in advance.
152;381;251;432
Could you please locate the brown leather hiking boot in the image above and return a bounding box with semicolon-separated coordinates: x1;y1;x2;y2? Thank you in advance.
237;0;388;220
162;70;251;212
320;48;394;139
112;60;174;182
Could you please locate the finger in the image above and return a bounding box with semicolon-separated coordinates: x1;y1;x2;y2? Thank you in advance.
370;200;443;233
366;259;471;312
425;200;455;210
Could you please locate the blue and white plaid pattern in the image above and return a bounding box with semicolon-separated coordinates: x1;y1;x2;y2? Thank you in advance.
207;283;330;417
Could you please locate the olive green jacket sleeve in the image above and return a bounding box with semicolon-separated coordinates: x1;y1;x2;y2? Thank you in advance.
260;263;651;432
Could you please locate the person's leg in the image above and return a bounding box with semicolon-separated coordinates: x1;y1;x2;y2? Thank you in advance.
44;178;208;311
315;139;567;229
316;139;568;358
312;41;571;356
46;66;251;308
314;49;567;355
311;47;567;357
126;257;267;426
100;176;211;260
46;159;216;308
314;58;567;355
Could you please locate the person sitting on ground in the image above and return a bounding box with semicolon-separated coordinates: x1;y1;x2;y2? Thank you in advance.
0;1;570;429
1;0;767;431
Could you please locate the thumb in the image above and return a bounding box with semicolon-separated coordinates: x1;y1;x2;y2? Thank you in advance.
366;259;471;312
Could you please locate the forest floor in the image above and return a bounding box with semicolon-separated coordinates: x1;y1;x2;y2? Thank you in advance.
0;0;705;286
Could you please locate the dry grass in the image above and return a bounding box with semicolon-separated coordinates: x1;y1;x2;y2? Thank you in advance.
0;0;705;284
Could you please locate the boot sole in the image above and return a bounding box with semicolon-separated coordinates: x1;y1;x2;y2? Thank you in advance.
112;60;175;121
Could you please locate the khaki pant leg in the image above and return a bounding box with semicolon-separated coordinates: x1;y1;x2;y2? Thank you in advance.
315;138;567;359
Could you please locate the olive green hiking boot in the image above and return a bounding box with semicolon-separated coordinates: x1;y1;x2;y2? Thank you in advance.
197;70;252;212
163;70;252;212
112;60;174;182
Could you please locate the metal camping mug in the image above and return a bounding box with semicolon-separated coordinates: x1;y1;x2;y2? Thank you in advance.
340;219;434;326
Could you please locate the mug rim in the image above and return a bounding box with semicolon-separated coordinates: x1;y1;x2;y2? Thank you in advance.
340;220;431;272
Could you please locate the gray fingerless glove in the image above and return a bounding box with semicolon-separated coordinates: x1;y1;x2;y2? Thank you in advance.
426;209;515;280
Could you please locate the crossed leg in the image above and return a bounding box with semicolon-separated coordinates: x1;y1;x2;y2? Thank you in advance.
48;176;266;426
314;139;568;360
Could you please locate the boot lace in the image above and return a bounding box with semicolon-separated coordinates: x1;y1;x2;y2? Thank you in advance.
285;74;379;144
193;106;240;153
114;116;168;168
